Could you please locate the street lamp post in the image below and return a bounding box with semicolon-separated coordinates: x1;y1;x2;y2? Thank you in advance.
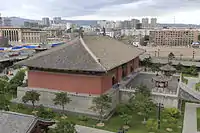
157;103;164;129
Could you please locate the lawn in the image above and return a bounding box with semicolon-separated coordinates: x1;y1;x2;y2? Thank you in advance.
196;83;200;91
197;108;200;131
182;73;198;78
8;103;184;133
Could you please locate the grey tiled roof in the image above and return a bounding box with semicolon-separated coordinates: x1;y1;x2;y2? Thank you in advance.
17;35;144;72
160;64;176;71
0;111;37;133
152;75;172;82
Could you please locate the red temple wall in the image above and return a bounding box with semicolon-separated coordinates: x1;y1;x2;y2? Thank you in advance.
27;56;140;94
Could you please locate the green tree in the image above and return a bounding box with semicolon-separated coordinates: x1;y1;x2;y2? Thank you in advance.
151;63;160;74
90;94;111;123
53;92;71;112
176;63;183;73
37;105;55;120
0;79;9;94
142;57;152;71
53;120;76;133
9;70;25;86
0;94;10;111
120;113;132;126
22;90;40;108
135;84;151;97
0;75;9;81
168;52;175;62
115;104;132;115
7;70;26;97
130;93;155;122
163;108;181;120
146;119;158;132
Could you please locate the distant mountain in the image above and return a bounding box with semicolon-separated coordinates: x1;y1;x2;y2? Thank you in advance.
8;17;200;28
62;20;97;26
9;17;39;26
9;17;97;27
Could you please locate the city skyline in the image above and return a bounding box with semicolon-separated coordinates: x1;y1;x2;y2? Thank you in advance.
1;0;200;24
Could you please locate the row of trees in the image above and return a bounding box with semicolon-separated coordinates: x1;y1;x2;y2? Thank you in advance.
21;90;112;123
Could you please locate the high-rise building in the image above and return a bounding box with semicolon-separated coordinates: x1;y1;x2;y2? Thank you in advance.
142;18;149;29
42;17;50;27
122;20;132;29
150;18;157;28
130;19;140;29
53;17;62;24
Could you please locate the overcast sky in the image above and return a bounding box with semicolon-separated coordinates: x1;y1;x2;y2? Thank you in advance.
1;0;200;24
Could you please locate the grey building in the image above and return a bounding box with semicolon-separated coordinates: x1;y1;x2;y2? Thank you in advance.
142;18;149;29
131;19;140;29
42;17;50;27
122;20;132;29
150;18;157;28
53;17;62;24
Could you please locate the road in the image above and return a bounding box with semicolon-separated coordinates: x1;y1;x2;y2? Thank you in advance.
182;103;199;133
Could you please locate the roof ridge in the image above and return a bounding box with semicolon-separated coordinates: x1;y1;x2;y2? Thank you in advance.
80;37;107;72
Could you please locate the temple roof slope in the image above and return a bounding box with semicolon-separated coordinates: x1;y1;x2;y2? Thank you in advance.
160;64;176;71
17;35;144;72
0;111;37;133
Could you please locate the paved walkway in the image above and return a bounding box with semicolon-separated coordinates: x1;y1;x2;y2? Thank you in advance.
75;125;115;133
182;103;200;133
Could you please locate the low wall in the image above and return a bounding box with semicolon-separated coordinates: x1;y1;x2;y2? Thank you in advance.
119;89;179;108
13;87;119;118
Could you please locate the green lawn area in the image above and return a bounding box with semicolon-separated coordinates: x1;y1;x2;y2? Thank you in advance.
197;108;200;131
8;103;183;133
196;83;200;91
182;73;198;78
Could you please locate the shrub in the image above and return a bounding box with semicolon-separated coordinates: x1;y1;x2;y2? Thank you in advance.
146;119;158;132
17;103;25;110
37;105;55;120
115;104;132;115
0;75;9;81
78;115;89;121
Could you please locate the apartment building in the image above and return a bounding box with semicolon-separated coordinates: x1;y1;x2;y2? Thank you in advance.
149;29;199;46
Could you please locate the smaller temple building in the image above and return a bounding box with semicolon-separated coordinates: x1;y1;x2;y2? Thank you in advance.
0;111;54;133
126;63;180;108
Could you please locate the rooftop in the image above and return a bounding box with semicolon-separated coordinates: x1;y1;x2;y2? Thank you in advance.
159;64;176;71
17;35;144;72
152;75;172;82
0;111;37;133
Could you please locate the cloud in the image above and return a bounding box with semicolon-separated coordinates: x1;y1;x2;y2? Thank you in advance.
1;0;200;23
